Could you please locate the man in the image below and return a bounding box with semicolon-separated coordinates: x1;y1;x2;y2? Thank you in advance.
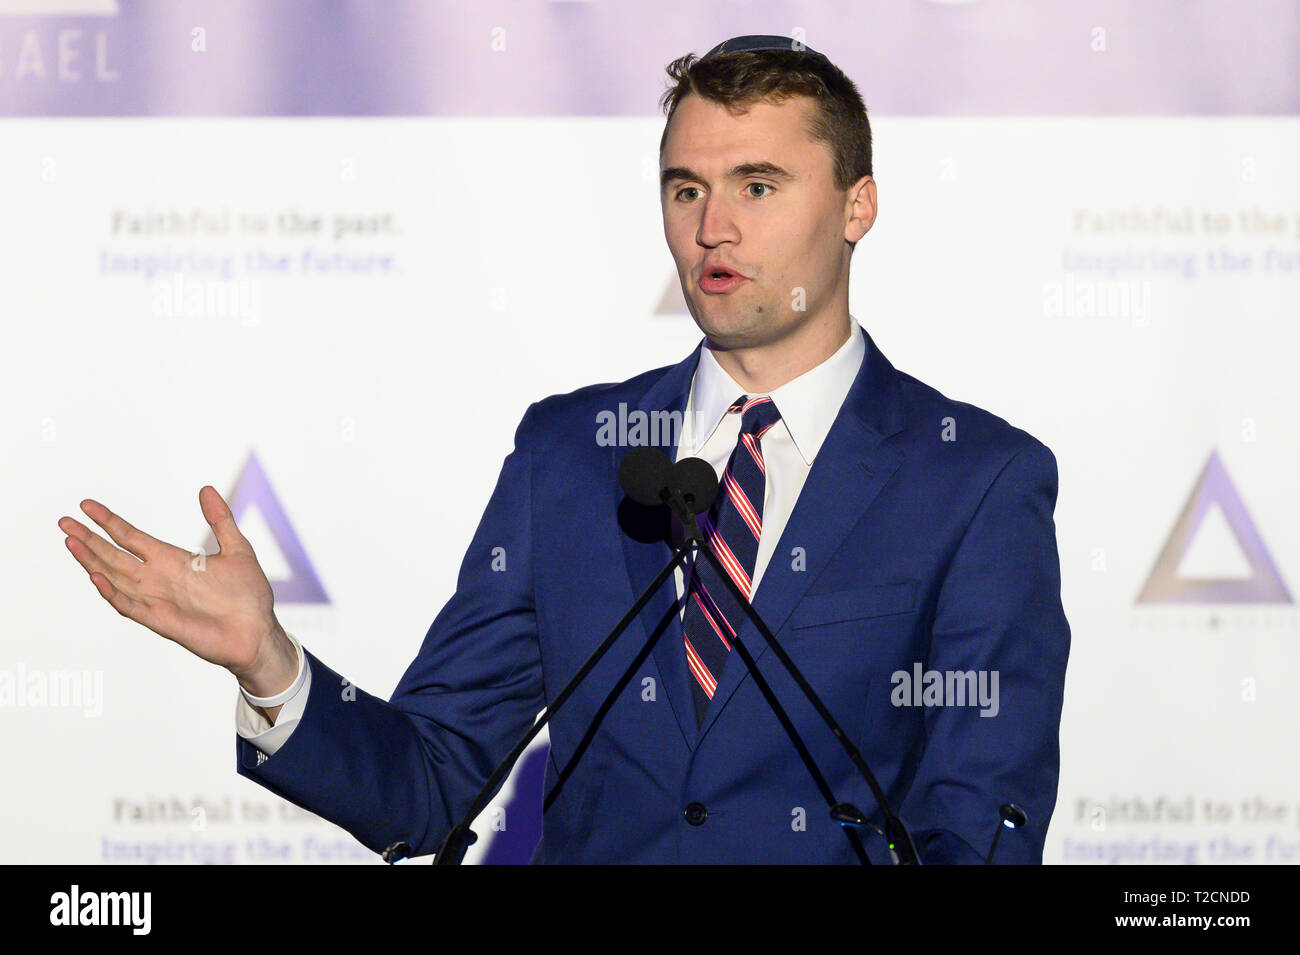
58;36;1070;864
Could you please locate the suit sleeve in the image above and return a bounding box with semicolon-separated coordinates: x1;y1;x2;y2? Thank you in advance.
899;440;1071;864
234;403;546;859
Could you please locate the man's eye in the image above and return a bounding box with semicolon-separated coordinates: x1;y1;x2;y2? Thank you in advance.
674;184;771;201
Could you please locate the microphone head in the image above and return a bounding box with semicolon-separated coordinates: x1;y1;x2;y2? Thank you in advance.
672;457;719;515
619;447;673;506
999;804;1028;829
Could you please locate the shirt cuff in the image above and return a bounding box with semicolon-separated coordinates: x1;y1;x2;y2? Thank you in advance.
234;631;312;758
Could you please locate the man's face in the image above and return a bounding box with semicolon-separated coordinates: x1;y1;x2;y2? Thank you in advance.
660;92;873;351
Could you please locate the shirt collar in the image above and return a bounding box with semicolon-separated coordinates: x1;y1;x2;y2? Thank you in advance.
682;320;867;465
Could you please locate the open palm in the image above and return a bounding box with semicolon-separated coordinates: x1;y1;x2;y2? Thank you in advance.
57;485;282;681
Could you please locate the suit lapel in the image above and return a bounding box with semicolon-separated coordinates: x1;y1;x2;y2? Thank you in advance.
613;341;703;749
695;325;908;742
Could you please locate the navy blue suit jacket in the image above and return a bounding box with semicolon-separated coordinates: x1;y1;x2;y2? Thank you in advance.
237;325;1071;864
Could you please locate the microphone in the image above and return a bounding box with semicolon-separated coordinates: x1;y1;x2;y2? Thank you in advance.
984;803;1028;863
618;447;674;506
672;457;718;515
618;447;716;542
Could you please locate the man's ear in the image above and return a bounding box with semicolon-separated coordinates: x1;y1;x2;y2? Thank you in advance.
845;175;877;243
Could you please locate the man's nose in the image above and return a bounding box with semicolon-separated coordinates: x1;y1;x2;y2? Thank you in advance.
696;195;740;247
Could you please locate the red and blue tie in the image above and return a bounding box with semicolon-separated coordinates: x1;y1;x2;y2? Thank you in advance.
682;394;783;724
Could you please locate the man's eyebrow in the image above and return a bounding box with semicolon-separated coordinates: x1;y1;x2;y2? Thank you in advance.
660;161;796;190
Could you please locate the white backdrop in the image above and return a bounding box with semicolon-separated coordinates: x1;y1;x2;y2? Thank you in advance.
3;115;1297;863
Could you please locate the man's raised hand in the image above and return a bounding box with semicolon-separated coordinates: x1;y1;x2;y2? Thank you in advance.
57;485;299;702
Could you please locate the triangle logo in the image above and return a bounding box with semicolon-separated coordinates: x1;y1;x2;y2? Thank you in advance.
1137;448;1292;605
200;451;330;604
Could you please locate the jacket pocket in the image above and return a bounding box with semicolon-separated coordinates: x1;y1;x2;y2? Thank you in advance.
789;581;918;630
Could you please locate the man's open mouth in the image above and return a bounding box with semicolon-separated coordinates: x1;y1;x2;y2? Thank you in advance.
699;269;747;293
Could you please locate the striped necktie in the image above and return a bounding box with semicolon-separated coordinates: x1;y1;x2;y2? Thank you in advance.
681;394;782;724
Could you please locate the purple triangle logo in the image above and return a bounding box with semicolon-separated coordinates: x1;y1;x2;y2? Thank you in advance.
1137;449;1291;604
200;451;330;604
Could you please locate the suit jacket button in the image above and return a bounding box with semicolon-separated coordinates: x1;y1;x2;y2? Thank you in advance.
683;802;708;826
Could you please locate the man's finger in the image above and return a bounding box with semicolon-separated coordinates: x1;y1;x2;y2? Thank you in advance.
88;570;151;625
60;517;143;580
64;535;137;598
199;486;250;556
78;499;163;562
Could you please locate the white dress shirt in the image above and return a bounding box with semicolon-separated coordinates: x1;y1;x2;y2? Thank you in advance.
236;320;867;756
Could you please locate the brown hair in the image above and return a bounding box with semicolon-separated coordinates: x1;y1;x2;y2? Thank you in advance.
658;47;873;192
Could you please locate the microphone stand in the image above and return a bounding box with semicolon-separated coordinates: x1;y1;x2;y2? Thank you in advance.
669;503;874;866
416;538;695;866
691;526;921;865
395;485;919;865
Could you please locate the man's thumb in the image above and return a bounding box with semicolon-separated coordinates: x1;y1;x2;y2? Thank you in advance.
200;485;249;554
